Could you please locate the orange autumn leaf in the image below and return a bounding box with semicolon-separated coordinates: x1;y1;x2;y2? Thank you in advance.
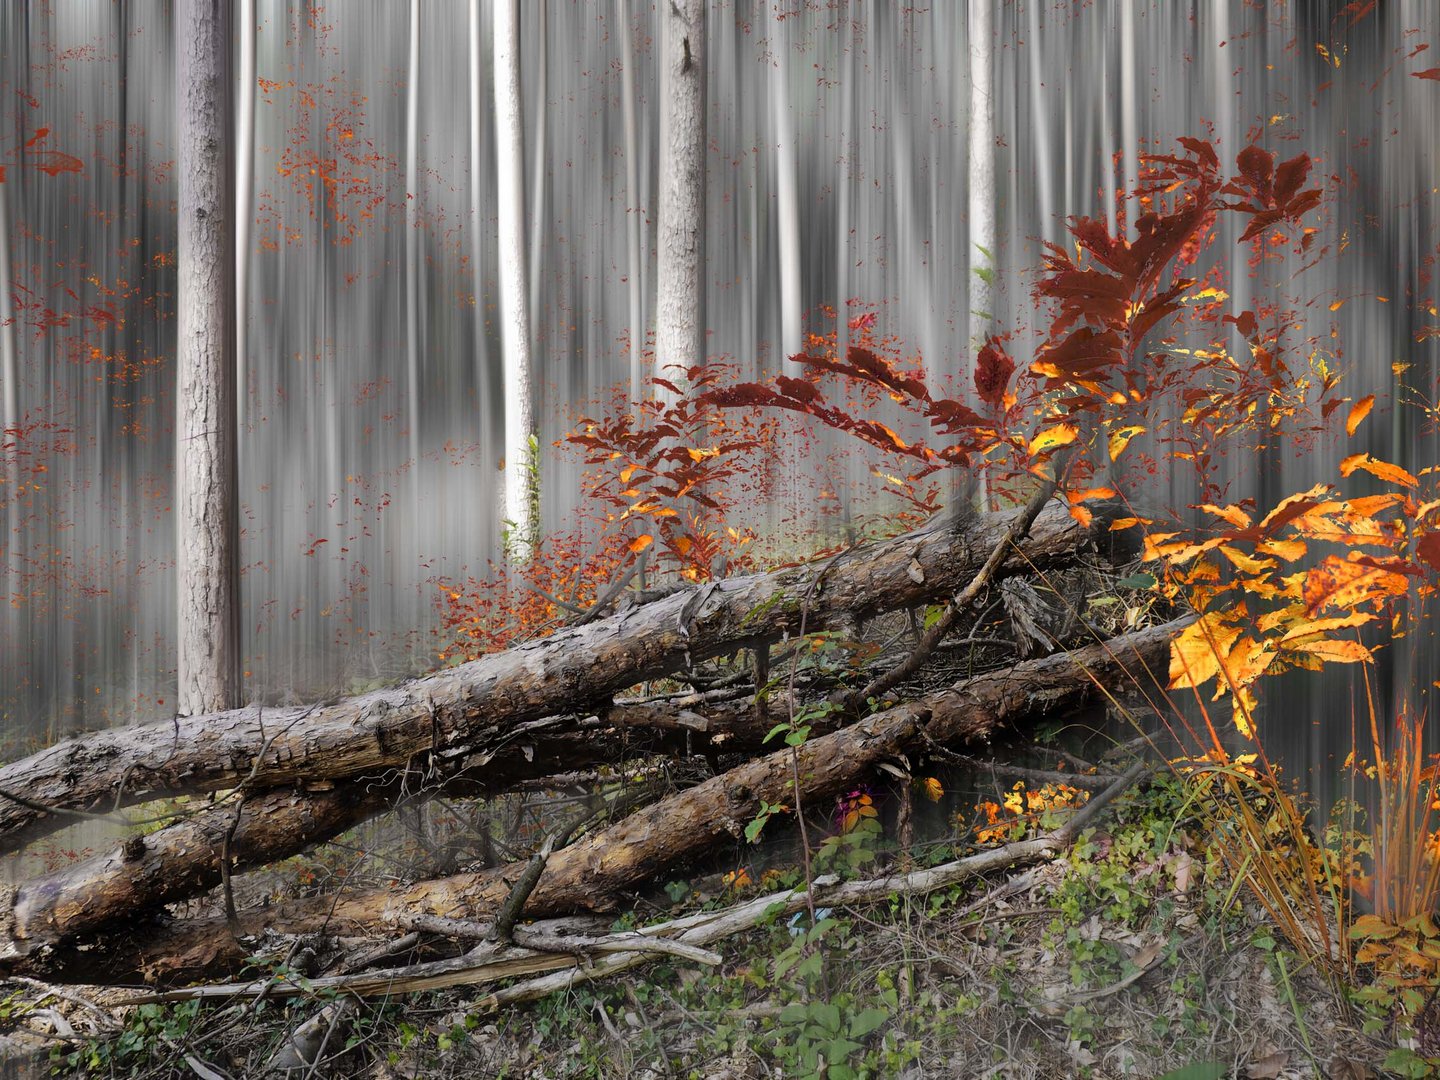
628;534;654;553
1303;555;1412;615
1346;394;1375;436
1340;453;1419;489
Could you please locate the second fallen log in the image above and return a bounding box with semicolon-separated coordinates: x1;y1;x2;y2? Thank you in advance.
29;618;1182;984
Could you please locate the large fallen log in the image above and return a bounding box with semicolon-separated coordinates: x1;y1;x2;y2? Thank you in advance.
29;618;1182;984
0;502;1117;853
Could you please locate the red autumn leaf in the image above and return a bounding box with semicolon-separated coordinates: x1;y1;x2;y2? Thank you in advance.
27;150;84;176
1412;68;1440;80
1418;532;1440;574
974;337;1015;406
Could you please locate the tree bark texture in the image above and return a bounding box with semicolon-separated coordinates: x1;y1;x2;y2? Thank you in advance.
0;503;1119;852
176;0;239;718
41;619;1180;983
653;0;707;397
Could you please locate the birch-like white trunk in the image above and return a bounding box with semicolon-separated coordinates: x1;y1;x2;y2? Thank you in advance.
769;1;800;369
405;0;422;484
653;0;707;401
494;0;536;556
618;0;645;402
967;0;995;350
176;0;239;716
235;0;254;436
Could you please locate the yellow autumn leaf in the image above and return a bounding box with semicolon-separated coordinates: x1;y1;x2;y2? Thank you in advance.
1346;394;1375;436
1255;539;1307;562
1108;425;1145;462
1168;614;1241;691
1199;503;1253;529
620;463;639;483
1232;684;1259;740
1220;545;1277;576
1285;637;1373;664
1277;611;1376;642
1029;423;1079;457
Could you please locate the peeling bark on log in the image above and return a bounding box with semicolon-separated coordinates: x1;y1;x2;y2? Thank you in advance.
0;504;1117;852
0;689;836;958
34;618;1182;984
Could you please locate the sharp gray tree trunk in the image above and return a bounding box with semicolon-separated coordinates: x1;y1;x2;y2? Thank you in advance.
176;0;239;717
494;0;536;556
653;0;707;402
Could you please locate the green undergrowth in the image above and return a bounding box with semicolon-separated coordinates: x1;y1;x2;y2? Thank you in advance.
36;770;1390;1079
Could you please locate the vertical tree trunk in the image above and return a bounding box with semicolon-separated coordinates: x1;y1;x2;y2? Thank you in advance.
653;0;707;400
528;2;547;339
0;166;17;485
618;0;645;402
834;0;853;365
176;0;239;716
468;0;490;448
405;0;422;486
1026;0;1057;247
494;0;536;556
967;0;995;349
1119;0;1138;215
768;1;801;370
235;0;254;438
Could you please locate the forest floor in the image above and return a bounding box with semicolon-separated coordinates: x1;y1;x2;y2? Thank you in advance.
13;763;1390;1080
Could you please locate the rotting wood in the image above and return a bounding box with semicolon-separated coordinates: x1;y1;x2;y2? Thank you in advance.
36;619;1181;984
124;762;1146;1005
0;503;1119;854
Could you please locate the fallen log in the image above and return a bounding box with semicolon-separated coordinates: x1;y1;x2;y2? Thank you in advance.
0;688;839;959
125;761;1148;1005
34;618;1182;984
0;502;1116;852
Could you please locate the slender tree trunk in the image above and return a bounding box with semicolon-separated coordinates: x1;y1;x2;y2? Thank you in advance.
235;0;254;437
468;0;490;456
494;0;536;556
528;1;547;336
405;0;422;485
1119;0;1138;216
768;0;801;370
834;0;853;364
653;0;707;400
176;0;239;717
966;0;995;348
618;0;645;402
1026;0;1057;247
0;174;16;459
